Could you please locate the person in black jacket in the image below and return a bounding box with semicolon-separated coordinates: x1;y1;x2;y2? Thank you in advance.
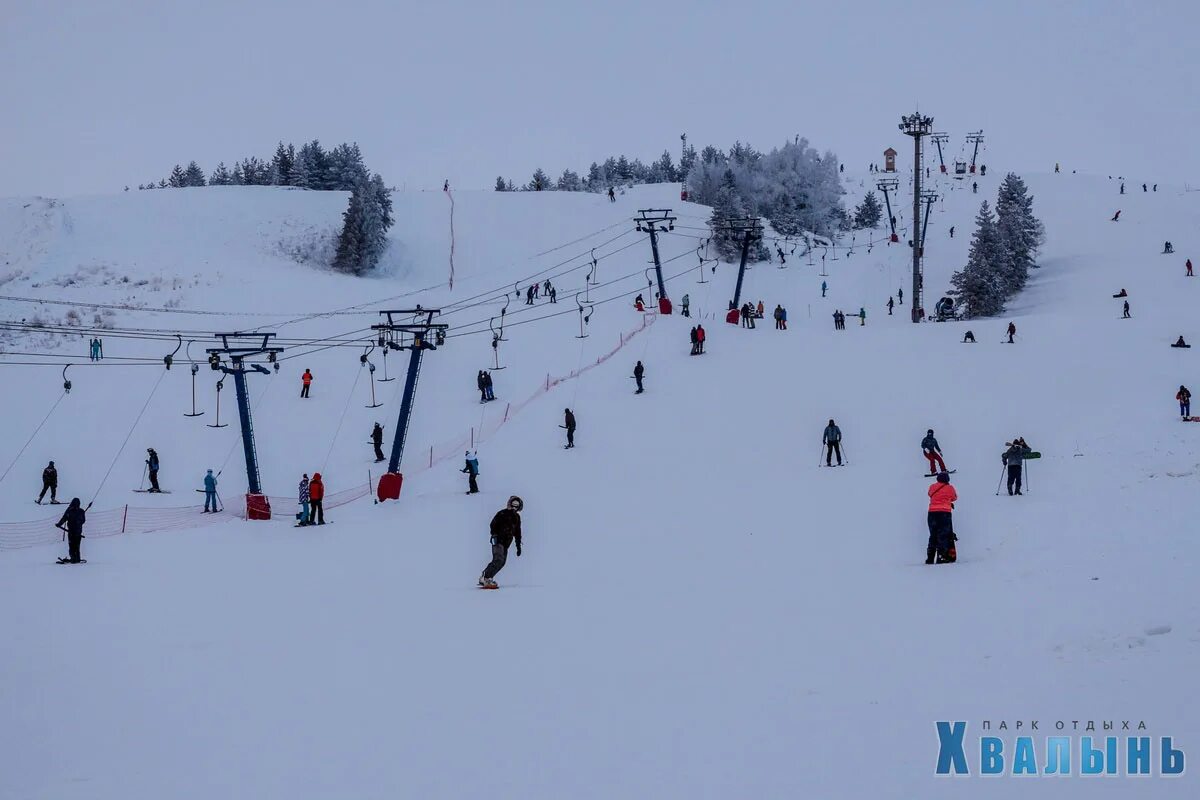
371;423;385;462
822;420;843;466
479;495;523;588
56;498;90;563
563;408;576;448
38;461;58;504
146;448;161;492
633;361;645;394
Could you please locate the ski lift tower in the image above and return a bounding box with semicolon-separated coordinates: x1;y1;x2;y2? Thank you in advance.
900;111;934;323
966;130;984;173
876;177;900;242
206;332;282;519
635;209;676;314
931;132;950;174
716;216;764;323
373;308;449;502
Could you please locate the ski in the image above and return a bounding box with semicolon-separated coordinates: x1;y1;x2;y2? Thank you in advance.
924;470;957;477
132;489;172;494
1184;417;1200;423
55;558;87;564
35;500;64;505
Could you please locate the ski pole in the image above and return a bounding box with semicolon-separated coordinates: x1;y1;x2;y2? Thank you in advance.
995;466;1006;496
139;462;147;490
817;442;825;467
841;443;850;466
1024;461;1031;494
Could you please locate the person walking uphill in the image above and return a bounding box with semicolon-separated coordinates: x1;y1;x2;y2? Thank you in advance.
301;369;313;398
922;430;948;475
203;469;218;512
823;419;843;466
925;473;958;564
563;408;576;449
56;498;90;564
1002;438;1032;495
371;422;385;462
479;495;523;589
1178;385;1192;419
37;461;58;504
461;451;480;494
146;448;162;492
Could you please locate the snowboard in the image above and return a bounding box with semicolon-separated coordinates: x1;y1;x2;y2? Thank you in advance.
924;469;957;477
55;558;87;564
1183;417;1200;422
35;500;64;505
478;584;499;590
132;489;172;494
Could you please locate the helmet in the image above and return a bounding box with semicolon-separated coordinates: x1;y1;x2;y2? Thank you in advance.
936;472;950;484
507;495;524;512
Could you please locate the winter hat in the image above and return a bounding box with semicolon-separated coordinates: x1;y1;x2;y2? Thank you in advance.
927;429;934;435
206;469;213;474
507;495;524;512
936;472;950;484
48;461;54;467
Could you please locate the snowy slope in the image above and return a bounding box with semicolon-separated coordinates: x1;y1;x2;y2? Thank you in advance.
2;172;1199;799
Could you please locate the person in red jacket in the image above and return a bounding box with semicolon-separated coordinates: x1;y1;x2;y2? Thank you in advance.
695;324;706;354
926;472;957;564
308;472;325;524
301;369;313;398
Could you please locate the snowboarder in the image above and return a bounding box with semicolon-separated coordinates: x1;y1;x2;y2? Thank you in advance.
949;226;955;238
1187;259;1194;277
478;495;523;589
925;472;958;564
298;474;310;525
1111;210;1121;222
1172;336;1190;349
695;324;705;353
922;429;948;475
1006;322;1017;343
887;297;894;316
823;419;843;466
635;294;645;312
858;307;866;326
821;280;827;298
145;448;161;492
962;331;976;343
371;423;385;462
1178;385;1192;418
1112;288;1127;298
689;326;699;356
681;294;690;317
56;498;90;564
1123;300;1131;319
633;361;645;394
37;461;58;504
301;369;313;398
563;408;576;448
477;370;488;403
309;472;325;525
1002;438;1032;495
203;469;218;512
461;451;480;494
483;370;495;401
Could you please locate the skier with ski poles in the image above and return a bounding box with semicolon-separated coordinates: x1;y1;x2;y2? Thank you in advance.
202;469;218;512
822;419;843;466
37;461;58;504
478;495;523;589
925;472;958;564
633;361;645;394
1006;322;1017;343
56;498;91;564
371;422;385;462
146;448;162;492
922;429;948;475
563;408;576;449
1001;438;1032;496
461;451;480;494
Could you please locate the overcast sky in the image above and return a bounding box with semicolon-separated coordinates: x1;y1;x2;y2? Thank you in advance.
2;0;1197;197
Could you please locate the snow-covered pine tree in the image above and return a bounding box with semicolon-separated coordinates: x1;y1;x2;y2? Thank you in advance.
272;142;296;186
332;177;390;275
495;176;508;191
157;178;168;188
184;161;206;187
209;162;232;186
167;164;187;188
372;173;393;231
556;169;582;191
853;191;883;229
527;168;551;191
768;193;804;238
709;170;747;262
995;172;1045;295
949;201;1009;318
229;163;245;185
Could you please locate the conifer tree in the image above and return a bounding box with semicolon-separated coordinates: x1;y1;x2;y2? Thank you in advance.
183;161;207;187
853;191;883;229
527;168;551;191
272;142;296;186
995;173;1045;294
495;176;508;191
949;201;1009;318
209;162;232;186
168;164;187;188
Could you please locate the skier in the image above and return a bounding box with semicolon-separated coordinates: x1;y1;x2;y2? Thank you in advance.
89;338;100;362
549;286;557;303
298;474;310;526
822;419;843;466
774;305;784;330
1187;259;1194;277
309;472;325;525
1172;336;1191;349
477;370;488;403
1055;162;1060;173
949;226;955;239
301;369;313;398
461;451;480;494
1164;241;1174;254
887;296;894;315
858;307;866;326
1123;300;1131;319
484;370;495;401
146;448;161;492
371;422;385;462
681;293;690;317
756;300;765;319
972;181;978;194
1002;438;1032;496
821;280;827;298
203;469;218;512
779;305;787;330
1111;210;1121;222
478;495;523;589
1120;182;1125;195
56;498;90;564
543;279;552;296
532;282;539;300
922;429;948;475
563;408;576;449
37;460;58;504
696;324;706;353
443;179;449;192
740;303;751;328
633;360;645;394
1178;385;1192;419
1006;322;1017;343
608;187;616;203
925;472;958;564
689;326;699;356
1143;183;1147;192
776;245;786;264
526;286;535;305
962;331;976;343
898;287;903;305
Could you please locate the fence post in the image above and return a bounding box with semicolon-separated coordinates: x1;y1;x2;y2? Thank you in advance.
471;427;474;448
429;445;433;467
121;504;128;534
545;373;550;391
503;403;510;422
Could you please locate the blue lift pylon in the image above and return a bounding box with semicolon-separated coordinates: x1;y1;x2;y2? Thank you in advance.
373;309;448;503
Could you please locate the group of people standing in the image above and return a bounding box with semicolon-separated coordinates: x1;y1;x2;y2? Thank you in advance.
688;325;707;355
831;309;865;329
525;280;556;305
476;370;497;403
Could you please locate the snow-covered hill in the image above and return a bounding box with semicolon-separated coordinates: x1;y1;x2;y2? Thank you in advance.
2;170;1198;799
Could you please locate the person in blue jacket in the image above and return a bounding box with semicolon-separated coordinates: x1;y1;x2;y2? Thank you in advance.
823;419;843;466
203;469;218;512
461;451;480;494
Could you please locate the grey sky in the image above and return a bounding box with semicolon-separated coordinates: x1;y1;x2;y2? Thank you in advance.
2;0;1197;197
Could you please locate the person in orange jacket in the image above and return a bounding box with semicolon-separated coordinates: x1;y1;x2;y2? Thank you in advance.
308;472;325;524
301;369;313;398
926;471;957;564
695;324;706;354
